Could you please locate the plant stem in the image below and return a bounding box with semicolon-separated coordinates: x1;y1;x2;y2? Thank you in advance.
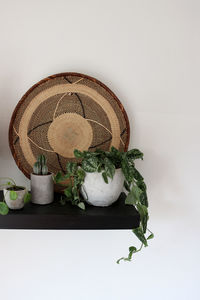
136;243;143;253
0;177;16;187
69;177;72;187
147;228;153;235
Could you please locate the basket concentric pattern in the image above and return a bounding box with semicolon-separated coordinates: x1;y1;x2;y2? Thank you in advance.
9;73;130;178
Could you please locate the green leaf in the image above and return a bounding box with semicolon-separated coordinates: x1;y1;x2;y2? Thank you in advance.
136;203;148;233
63;173;70;180
133;167;143;181
137;180;146;192
10;191;18;200
121;158;135;182
53;171;63;183
64;187;72;198
137;181;148;207
147;233;154;240
125;185;143;205
77;202;85;210
131;185;143;201
107;147;121;162
104;158;115;179
128;246;137;260
82;157;99;172
121;159;129;181
111;146;118;153
77;169;85;183
72;186;79;200
0;202;9;215
24;193;31;204
127;149;143;160
74;149;84;158
73;176;79;187
97;164;103;173
140;191;148;207
66;162;78;175
133;227;148;247
125;191;137;205
129;246;137;252
136;203;148;219
124;180;130;192
102;172;108;183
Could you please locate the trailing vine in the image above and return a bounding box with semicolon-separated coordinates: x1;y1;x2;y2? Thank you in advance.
54;147;154;262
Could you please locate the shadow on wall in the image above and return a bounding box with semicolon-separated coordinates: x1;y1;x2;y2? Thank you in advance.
141;148;189;219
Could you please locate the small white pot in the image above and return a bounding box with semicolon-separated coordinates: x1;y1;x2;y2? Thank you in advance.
81;168;124;207
3;187;26;210
31;173;54;205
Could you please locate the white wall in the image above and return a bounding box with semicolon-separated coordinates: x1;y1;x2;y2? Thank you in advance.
0;0;200;299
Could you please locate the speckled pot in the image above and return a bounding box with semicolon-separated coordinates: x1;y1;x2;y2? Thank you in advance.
3;187;26;210
31;173;54;205
81;168;124;207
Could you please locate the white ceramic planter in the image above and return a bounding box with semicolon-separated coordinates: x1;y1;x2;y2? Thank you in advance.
81;168;124;207
3;187;26;210
31;173;54;205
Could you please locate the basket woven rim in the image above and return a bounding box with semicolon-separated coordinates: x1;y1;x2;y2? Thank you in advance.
9;72;130;179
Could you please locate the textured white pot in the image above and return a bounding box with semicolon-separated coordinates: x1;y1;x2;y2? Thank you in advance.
3;187;26;210
81;168;124;207
31;173;54;205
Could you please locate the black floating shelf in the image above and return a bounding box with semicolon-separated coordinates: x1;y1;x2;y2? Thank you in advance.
0;192;140;230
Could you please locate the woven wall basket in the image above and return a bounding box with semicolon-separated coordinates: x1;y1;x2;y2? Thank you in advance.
9;73;130;179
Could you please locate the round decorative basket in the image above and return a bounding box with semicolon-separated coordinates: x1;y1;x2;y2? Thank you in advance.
9;73;130;179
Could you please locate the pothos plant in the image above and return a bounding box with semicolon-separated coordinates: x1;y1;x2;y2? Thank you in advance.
0;177;31;215
54;147;154;262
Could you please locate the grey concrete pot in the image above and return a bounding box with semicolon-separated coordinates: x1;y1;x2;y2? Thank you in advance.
31;173;54;205
81;168;124;207
3;187;26;210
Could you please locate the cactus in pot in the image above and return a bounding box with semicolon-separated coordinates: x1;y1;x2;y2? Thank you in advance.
33;155;49;175
31;155;54;205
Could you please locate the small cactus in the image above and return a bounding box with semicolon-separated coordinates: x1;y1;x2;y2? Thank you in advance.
42;164;48;175
37;155;46;166
33;162;42;175
33;155;48;175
